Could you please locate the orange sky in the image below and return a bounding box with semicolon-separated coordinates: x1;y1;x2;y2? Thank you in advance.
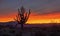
0;12;60;24
27;12;60;24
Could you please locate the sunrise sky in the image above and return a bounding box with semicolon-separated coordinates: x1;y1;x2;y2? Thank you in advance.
0;0;60;24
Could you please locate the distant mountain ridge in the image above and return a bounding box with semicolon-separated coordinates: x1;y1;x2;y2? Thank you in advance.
0;21;60;27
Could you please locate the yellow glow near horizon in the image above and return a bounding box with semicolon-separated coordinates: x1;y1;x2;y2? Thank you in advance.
0;12;60;24
26;19;60;24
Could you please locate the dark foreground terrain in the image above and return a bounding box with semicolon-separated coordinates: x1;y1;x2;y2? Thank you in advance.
0;23;60;36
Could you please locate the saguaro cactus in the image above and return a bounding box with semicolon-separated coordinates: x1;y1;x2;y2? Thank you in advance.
15;6;31;36
15;6;31;26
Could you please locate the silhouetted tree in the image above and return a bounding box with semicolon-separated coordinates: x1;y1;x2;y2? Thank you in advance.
15;6;31;36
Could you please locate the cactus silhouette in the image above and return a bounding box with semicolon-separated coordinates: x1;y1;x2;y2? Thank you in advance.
15;6;31;36
15;6;31;26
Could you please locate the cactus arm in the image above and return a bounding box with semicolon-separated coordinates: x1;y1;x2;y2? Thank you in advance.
14;15;20;24
24;9;31;23
27;9;31;20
